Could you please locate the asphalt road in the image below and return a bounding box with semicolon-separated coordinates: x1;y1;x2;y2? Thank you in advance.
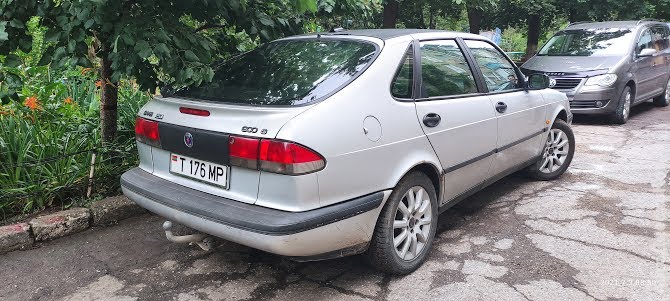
1;102;669;301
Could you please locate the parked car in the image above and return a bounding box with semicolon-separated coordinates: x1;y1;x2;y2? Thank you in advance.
121;29;575;275
521;20;670;124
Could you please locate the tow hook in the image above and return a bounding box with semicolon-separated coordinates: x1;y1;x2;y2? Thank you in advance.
162;221;214;251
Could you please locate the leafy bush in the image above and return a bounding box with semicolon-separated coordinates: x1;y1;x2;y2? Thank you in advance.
0;65;149;220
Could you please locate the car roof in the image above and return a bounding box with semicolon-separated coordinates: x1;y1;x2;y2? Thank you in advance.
297;29;485;41
565;20;668;30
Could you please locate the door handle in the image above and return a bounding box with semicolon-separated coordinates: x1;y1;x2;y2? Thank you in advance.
423;113;441;127
495;102;508;113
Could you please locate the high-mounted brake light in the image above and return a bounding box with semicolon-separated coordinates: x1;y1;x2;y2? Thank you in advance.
179;107;210;116
228;136;325;175
135;117;161;147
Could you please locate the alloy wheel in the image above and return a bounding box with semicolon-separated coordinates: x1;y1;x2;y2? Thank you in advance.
623;91;631;120
393;186;432;261
540;129;571;174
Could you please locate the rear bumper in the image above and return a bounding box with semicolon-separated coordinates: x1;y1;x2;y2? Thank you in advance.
120;168;389;258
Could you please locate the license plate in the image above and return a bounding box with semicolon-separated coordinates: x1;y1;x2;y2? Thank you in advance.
170;154;229;188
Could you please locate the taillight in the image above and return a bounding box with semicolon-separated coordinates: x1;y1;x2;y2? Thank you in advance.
228;136;325;175
229;136;259;169
135;117;161;147
179;107;210;116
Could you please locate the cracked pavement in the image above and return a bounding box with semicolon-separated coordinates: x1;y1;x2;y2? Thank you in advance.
1;102;669;301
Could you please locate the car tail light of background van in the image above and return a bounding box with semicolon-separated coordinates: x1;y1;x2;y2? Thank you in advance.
135;117;161;147
229;135;325;175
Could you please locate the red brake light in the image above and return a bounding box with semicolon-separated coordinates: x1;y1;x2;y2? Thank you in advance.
179;107;210;116
258;140;325;175
135;117;161;147
229;136;259;169
228;136;325;175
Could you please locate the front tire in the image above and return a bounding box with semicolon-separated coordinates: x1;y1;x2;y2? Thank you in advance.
611;86;632;124
527;119;575;181
366;171;438;275
653;78;670;107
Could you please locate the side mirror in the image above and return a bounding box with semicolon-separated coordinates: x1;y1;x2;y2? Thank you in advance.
527;74;550;90
637;48;657;57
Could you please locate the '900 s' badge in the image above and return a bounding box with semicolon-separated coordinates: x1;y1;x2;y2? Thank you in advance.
184;132;194;148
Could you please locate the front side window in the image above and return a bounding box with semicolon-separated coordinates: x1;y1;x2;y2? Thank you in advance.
419;40;478;98
464;40;521;92
391;45;414;99
637;28;654;54
538;28;635;56
174;39;378;106
652;26;669;50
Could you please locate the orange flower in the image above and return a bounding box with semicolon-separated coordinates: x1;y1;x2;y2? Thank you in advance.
23;95;41;110
64;97;73;104
95;80;102;88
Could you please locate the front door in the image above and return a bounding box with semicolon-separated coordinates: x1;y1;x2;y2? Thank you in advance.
462;39;548;175
413;39;498;204
634;27;659;101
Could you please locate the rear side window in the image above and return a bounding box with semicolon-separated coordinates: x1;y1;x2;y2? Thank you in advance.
391;45;414;99
464;40;521;92
174;39;378;106
419;40;478;97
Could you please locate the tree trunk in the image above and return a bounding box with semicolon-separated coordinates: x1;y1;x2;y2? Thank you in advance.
429;10;436;29
525;15;541;60
100;55;119;143
383;0;399;29
467;4;482;34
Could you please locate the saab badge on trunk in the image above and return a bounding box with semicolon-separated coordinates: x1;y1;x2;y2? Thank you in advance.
184;132;194;148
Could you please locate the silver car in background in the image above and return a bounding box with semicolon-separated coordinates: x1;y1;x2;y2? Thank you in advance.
121;29;575;274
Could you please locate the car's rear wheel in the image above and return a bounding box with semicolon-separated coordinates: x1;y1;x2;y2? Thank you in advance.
366;171;438;275
611;86;632;124
653;78;670;107
527;119;575;181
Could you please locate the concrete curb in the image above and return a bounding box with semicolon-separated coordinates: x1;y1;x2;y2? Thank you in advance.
0;196;146;255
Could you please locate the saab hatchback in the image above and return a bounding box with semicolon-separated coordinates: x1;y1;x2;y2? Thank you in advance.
121;29;575;275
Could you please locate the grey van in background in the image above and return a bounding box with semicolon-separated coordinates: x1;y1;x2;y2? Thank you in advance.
522;21;670;124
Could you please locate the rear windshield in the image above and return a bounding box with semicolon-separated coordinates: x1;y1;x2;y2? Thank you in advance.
174;39;378;106
538;28;634;56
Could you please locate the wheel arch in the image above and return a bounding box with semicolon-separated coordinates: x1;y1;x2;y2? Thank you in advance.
626;80;636;99
391;160;443;204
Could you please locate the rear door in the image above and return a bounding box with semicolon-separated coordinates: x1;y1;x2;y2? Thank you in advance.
413;39;498;204
462;39;548;175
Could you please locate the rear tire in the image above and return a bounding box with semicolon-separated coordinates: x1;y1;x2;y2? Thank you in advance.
366;171;438;275
527;119;575;181
611;86;632;124
653;78;670;107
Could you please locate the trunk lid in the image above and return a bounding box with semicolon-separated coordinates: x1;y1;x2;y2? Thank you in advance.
138;96;312;204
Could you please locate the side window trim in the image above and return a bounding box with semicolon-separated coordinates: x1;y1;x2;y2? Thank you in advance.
455;38;488;94
415;38;482;100
460;38;526;95
390;43;415;101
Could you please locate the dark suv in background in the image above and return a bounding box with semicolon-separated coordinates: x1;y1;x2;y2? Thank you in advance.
522;20;670;124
